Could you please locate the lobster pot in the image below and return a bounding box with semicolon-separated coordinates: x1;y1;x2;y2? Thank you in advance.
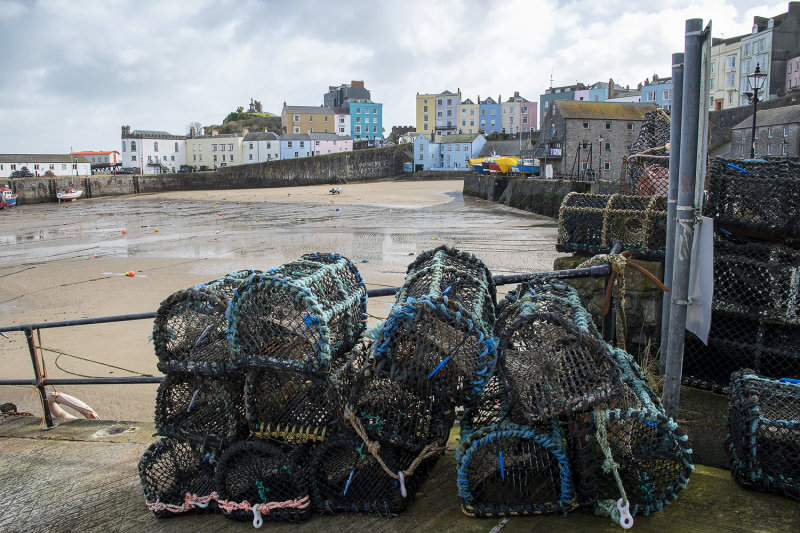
625;152;670;196
138;438;218;517
227;253;367;374
309;435;440;516
496;280;599;341
154;373;248;448
372;297;497;405
498;312;624;424
458;374;512;442
727;370;800;500
582;409;693;518
456;423;575;518
704;157;800;237
713;237;800;322
195;269;261;302
400;246;497;325
348;375;455;453
214;440;313;522
683;310;800;390
557;193;667;260
153;288;234;373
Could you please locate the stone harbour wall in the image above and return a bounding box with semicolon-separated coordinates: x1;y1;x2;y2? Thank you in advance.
463;175;591;218
5;145;412;205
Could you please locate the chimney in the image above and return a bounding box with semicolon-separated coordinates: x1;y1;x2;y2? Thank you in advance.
352;80;365;87
514;91;520;98
608;78;615;99
189;126;196;138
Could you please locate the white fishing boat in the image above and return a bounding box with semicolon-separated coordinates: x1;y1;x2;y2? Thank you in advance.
57;186;83;202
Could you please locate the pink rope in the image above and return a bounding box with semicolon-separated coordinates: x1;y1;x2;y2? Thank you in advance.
146;491;310;515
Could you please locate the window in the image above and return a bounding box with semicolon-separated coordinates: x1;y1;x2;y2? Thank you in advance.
213;155;217;162
288;141;292;148
726;72;736;87
784;126;789;137
132;156;137;162
220;144;225;151
523;117;528;124
605;142;611;151
581;141;590;150
122;142;126;152
293;114;299;121
490;120;495;127
339;127;345;133
154;142;158;152
711;62;716;73
470;109;474;115
294;152;299;158
293;126;300;133
356;117;361;123
783;143;788;155
315;141;320;146
372;108;377;114
604;162;611;171
647;91;656;101
300;141;304;148
49;164;54;170
768;127;773;138
510;107;514;114
175;142;179;152
423;105;428;112
373;126;378;133
131;141;136;151
437;99;442;105
481;109;485;115
462;120;466;126
728;92;734;104
249;143;254;149
663;89;671;100
767;144;772;155
34;164;40;169
470;120;474;126
755;129;759;139
228;144;233;151
741;146;745;156
627;123;633;130
726;54;736;68
711;78;716;90
324;116;328;122
446;110;451;116
212;144;217;151
309;115;313;122
583;122;589;129
741;59;751;75
605;122;612;130
490;109;496;115
581;162;588;170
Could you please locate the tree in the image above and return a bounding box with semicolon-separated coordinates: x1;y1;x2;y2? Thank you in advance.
237;106;244;114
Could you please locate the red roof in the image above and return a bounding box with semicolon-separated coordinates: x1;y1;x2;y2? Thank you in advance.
70;151;121;156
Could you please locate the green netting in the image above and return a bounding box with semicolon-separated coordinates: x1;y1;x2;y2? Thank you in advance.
227;253;367;373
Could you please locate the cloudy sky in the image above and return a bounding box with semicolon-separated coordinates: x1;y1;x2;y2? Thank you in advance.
0;0;788;153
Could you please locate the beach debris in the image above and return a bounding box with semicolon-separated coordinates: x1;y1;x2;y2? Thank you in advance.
92;254;98;259
126;271;135;277
154;228;159;232
122;229;127;235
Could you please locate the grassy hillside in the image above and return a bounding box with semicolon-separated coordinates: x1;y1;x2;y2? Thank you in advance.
205;110;282;135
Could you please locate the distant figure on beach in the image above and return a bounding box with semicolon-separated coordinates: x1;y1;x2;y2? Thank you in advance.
329;187;342;195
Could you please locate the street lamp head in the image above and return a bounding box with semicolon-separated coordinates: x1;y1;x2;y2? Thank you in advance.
747;63;768;93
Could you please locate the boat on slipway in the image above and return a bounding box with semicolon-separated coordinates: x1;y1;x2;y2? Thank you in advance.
1;185;17;208
57;186;84;202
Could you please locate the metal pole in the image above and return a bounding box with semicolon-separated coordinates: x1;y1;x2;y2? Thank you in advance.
662;19;703;419
26;328;54;428
750;87;758;158
660;52;685;374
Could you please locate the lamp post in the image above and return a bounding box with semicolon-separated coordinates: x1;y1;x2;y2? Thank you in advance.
745;63;768;158
598;135;604;179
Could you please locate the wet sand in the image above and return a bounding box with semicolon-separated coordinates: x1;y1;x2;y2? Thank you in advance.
0;179;564;421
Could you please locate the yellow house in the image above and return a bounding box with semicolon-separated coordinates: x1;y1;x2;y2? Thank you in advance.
281;105;335;135
416;93;436;134
457;98;479;135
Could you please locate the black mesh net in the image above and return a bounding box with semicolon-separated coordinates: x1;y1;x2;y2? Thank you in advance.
154;373;248;448
196;269;262;301
138;438;218;517
308;435;439;516
622;109;671;196
682;236;800;390
153;288;233;373
214;439;313;522
727;370;800;501
227;253;367;374
704;157;800;239
557;193;667;260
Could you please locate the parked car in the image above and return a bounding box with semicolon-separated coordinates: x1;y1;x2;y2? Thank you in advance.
116;168;136;174
177;168;191;173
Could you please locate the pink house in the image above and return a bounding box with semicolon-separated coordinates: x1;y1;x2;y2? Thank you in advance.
787;55;800;92
309;133;353;155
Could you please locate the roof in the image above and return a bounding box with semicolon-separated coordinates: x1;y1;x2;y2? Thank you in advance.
280;134;311;141
331;107;350;114
71;150;120;155
555;101;658;120
732;103;800;129
243;132;279;141
0;154;90;164
439;90;456;96
284;106;333;114
193;133;242;139
480;97;498;105
308;132;352;141
131;129;171;136
478;140;524;157
462;98;475;105
434;134;481;144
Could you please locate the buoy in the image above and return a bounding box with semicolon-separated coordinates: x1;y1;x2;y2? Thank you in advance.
126;271;135;277
336;208;339;211
92;254;98;259
255;219;259;222
154;228;159;232
122;229;127;235
432;237;436;240
218;213;222;216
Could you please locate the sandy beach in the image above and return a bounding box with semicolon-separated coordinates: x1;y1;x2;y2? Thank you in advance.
0;179;563;421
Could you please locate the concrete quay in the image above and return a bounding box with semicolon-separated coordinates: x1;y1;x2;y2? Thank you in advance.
1;415;797;533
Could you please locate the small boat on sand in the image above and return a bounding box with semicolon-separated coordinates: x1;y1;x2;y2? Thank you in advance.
1;185;17;208
57;186;83;202
517;158;541;177
496;157;520;174
469;158;486;174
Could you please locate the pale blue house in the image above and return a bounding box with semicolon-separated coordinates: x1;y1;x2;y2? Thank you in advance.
641;77;674;113
413;133;486;171
280;134;312;159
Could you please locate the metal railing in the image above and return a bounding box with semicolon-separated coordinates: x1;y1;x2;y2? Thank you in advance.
0;243;622;427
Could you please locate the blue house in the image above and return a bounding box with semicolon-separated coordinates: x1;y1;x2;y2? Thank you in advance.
478;96;502;134
641;77;673;113
413;133;486;171
350;102;383;141
280;134;311;159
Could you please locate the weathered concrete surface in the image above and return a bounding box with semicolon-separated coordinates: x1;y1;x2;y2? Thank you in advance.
1;416;797;533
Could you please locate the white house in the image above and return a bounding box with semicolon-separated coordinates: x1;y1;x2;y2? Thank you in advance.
331;106;352;137
0;154;92;178
413;133;487;171
243;132;280;164
280;134;312;159
120;126;186;174
308;132;353;155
